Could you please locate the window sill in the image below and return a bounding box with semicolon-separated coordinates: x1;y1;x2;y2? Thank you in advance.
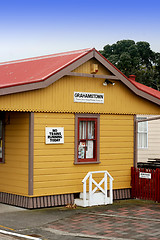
74;161;101;165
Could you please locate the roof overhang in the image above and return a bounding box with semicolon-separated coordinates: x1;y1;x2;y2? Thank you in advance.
0;50;93;96
0;48;160;107
94;50;160;106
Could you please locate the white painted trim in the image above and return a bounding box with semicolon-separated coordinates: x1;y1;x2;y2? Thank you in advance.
77;171;114;207
137;117;148;149
0;229;42;240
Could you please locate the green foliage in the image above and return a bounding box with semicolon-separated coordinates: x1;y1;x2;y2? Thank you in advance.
99;40;160;90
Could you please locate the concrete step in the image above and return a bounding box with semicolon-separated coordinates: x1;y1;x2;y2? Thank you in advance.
74;198;89;207
80;191;104;199
75;191;112;207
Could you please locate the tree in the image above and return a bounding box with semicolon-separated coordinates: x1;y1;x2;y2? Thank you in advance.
99;40;160;90
153;52;160;90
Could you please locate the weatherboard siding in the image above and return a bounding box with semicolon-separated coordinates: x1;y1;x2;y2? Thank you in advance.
138;115;160;162
72;58;111;75
0;60;160;115
0;112;29;195
33;113;133;196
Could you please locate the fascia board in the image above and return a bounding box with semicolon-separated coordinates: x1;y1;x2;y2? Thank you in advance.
0;51;94;96
94;51;160;106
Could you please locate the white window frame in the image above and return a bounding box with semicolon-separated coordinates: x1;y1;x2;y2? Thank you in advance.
137;117;148;149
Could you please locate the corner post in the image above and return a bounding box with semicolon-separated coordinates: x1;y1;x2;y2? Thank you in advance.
28;112;34;195
134;115;138;168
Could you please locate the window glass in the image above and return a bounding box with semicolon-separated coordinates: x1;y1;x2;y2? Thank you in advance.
79;121;86;139
138;133;147;148
78;119;96;161
88;121;94;139
138;121;147;132
86;140;94;158
138;117;148;148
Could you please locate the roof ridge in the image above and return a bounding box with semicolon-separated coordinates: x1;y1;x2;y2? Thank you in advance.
0;48;93;66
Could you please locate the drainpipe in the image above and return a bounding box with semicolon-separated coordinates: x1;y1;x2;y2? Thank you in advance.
131;74;138;168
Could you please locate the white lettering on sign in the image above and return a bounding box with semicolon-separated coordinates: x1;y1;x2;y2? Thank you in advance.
74;92;104;104
139;172;151;179
45;127;64;144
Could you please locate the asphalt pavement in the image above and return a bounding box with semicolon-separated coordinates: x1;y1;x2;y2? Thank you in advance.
0;200;160;240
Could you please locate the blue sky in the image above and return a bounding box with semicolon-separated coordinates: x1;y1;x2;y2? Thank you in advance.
0;0;160;62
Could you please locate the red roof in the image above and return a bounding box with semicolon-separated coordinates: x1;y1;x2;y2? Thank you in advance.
129;79;160;100
0;48;92;88
96;50;160;100
0;47;160;102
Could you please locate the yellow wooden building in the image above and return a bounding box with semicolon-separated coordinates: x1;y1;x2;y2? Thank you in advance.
0;48;160;208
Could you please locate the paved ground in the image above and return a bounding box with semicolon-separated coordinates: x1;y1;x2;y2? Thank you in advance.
0;200;160;239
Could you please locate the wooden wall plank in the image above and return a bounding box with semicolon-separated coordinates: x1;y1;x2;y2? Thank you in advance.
0;59;160;115
33;113;133;196
0;112;29;196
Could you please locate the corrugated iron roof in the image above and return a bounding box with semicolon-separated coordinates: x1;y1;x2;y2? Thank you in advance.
129;79;160;100
0;47;160;103
0;48;92;88
97;50;160;100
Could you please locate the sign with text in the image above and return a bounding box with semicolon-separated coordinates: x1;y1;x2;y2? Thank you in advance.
45;127;64;144
74;92;104;104
139;172;151;179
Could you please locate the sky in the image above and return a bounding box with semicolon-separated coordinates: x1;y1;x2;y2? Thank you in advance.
0;0;160;62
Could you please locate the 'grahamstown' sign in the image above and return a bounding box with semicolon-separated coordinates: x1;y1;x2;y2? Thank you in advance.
74;92;104;104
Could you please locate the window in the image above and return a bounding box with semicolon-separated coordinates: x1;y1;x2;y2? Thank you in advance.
75;114;100;164
138;117;148;148
0;113;4;163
